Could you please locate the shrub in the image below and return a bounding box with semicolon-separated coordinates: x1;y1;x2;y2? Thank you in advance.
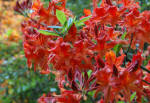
14;0;150;102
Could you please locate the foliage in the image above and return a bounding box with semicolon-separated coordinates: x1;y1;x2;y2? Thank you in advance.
139;0;150;11
0;41;59;103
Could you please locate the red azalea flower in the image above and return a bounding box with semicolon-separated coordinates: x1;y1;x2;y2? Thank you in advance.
95;53;144;102
56;90;81;103
14;0;32;15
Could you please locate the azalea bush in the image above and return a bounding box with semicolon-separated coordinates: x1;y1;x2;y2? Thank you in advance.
14;0;150;103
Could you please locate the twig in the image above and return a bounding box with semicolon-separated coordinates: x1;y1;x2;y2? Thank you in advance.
141;66;150;73
126;34;133;56
126;57;150;74
124;34;133;67
142;80;150;85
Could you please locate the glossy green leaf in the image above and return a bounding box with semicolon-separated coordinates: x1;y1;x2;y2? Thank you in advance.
38;30;59;36
56;9;67;25
61;18;74;33
67;18;74;28
130;92;136;102
47;26;62;29
61;21;68;33
76;15;91;26
87;70;92;77
121;32;127;40
113;44;122;55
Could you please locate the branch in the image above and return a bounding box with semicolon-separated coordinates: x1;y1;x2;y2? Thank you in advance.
141;66;150;73
124;34;133;67
126;57;150;74
142;80;150;85
126;34;133;55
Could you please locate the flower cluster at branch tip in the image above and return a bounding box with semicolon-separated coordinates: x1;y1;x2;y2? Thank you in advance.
15;0;150;102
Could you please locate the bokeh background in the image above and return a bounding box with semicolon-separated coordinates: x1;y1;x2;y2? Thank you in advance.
0;0;150;103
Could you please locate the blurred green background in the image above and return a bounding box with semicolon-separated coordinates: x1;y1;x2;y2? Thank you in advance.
0;0;150;103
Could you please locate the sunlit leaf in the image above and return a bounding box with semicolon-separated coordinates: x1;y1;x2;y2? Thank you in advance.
121;32;127;40
130;92;136;102
38;30;59;36
87;70;92;77
61;18;74;33
75;15;91;26
113;44;122;55
56;9;67;25
47;26;62;29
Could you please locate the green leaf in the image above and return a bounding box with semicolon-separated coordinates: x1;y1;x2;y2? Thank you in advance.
56;9;67;25
113;44;122;55
117;101;125;103
38;30;59;36
121;32;127;40
142;96;148;103
61;18;74;33
92;39;97;44
67;18;74;28
75;15;91;26
143;60;148;66
47;26;62;29
130;92;136;102
87;70;92;77
147;55;150;60
88;90;95;97
77;23;84;26
61;21;68;34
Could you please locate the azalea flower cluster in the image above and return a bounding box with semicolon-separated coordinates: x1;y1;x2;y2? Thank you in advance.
15;0;150;102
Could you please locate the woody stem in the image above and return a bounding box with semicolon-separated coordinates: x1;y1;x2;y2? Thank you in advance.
124;34;133;67
142;80;150;85
126;58;150;73
141;66;150;73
